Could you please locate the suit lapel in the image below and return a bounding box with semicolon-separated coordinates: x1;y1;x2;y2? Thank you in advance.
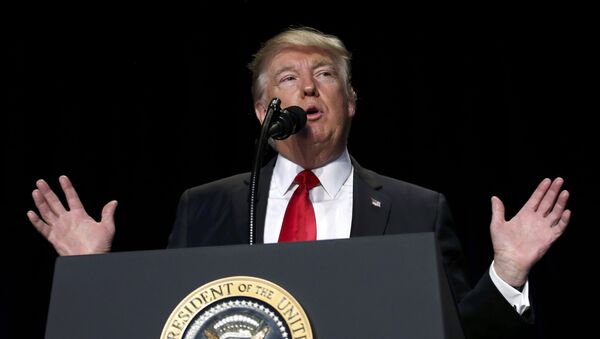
236;156;276;244
350;158;391;237
254;159;274;244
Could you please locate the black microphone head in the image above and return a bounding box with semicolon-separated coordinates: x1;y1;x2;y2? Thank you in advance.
283;105;307;131
269;105;307;140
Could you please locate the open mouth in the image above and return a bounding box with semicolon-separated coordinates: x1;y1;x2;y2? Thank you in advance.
305;106;322;120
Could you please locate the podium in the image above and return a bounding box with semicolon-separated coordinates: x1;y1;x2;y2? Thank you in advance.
45;233;465;338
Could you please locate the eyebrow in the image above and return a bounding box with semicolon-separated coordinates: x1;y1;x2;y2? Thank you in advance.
312;59;335;71
273;66;296;79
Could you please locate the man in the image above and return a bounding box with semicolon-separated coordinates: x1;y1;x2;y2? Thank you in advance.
28;27;571;338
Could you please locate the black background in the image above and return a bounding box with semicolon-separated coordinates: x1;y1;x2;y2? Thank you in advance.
4;4;595;338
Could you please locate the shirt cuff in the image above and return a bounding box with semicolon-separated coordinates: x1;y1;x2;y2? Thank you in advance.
489;261;530;315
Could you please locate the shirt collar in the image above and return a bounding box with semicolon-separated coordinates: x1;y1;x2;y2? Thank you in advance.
272;149;352;198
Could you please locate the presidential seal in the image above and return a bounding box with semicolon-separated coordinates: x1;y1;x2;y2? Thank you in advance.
161;276;313;339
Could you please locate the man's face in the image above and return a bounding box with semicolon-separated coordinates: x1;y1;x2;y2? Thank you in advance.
255;47;355;157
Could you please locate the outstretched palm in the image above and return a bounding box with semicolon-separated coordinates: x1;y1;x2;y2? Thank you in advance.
490;178;571;286
27;175;117;256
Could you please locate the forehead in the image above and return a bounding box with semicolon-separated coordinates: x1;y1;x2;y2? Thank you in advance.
267;47;335;72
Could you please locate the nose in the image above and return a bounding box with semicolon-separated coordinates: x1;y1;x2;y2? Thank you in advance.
303;80;318;97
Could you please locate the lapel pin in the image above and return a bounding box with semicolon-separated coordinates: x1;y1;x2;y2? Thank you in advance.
371;197;381;208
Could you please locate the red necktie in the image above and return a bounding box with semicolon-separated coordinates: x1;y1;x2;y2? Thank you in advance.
278;169;321;242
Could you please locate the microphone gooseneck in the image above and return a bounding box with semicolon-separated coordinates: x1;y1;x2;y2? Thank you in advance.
248;98;307;245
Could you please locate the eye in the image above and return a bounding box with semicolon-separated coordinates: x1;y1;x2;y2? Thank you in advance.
280;75;297;82
316;69;337;79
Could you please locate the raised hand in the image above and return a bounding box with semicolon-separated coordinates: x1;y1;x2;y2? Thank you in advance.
27;175;117;256
490;177;571;287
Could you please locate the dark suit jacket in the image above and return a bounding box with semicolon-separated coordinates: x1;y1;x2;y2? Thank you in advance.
168;156;533;339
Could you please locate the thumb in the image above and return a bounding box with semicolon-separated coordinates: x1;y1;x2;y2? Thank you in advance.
101;200;118;224
491;196;505;225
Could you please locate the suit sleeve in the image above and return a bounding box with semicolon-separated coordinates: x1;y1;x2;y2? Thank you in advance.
435;194;534;339
167;189;190;248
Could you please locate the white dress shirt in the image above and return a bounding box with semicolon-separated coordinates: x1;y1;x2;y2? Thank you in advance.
263;149;529;314
263;150;353;243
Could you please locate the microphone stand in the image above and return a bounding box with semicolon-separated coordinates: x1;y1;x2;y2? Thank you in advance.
248;98;281;245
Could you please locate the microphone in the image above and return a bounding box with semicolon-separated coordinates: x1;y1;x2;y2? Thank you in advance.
267;105;307;140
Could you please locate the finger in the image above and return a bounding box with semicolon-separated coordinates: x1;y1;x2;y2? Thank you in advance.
553;209;571;237
548;190;570;224
59;175;85;211
491;196;506;225
36;179;67;214
538;178;564;216
101;200;118;223
27;210;51;238
32;189;58;223
524;178;552;211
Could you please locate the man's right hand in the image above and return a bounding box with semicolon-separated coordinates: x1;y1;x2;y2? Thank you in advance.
27;175;117;256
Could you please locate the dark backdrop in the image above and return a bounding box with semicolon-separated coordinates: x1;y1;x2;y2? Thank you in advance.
4;5;594;338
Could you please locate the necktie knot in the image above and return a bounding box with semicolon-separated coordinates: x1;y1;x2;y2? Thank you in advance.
295;169;320;190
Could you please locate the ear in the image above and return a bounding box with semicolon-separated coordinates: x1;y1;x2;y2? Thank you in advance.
254;101;268;124
348;100;356;117
347;87;357;117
